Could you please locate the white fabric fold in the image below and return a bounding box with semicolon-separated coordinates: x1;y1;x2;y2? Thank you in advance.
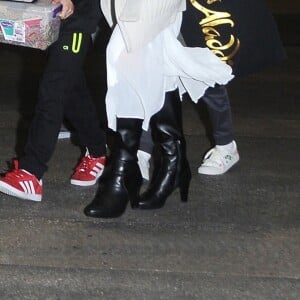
105;13;234;131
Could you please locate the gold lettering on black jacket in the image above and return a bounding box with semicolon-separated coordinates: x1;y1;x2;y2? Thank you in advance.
190;0;240;65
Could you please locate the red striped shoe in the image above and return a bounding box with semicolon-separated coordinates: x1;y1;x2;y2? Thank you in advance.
70;152;106;186
0;160;42;201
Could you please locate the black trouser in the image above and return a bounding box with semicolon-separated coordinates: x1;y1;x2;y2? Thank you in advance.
201;85;234;146
19;31;106;179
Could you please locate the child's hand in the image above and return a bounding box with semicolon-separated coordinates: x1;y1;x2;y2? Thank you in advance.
52;0;74;19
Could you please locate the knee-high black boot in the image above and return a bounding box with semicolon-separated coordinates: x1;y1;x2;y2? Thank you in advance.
138;90;191;209
84;118;143;218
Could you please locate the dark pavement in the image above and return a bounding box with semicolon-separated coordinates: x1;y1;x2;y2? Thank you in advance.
0;9;299;300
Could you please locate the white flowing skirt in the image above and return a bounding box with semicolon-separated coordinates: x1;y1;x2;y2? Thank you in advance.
105;13;234;131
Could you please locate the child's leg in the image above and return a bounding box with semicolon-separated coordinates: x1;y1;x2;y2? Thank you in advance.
198;85;239;175
64;74;107;158
201;85;234;146
19;32;92;179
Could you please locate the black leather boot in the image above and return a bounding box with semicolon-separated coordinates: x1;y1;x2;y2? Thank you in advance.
138;90;191;209
84;118;143;218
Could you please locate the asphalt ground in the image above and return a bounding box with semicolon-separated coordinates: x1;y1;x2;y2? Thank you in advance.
0;11;299;300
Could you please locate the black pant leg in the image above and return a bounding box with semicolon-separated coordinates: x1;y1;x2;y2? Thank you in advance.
64;74;106;157
201;85;234;146
19;32;92;178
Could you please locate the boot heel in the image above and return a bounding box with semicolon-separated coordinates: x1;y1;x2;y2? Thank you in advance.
179;165;191;202
128;173;143;209
129;193;141;209
129;185;142;209
179;175;191;202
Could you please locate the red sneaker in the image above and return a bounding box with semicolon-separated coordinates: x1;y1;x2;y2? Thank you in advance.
0;160;42;201
70;153;106;186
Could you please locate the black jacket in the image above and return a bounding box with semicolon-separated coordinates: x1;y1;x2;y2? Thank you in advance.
60;0;102;34
181;0;286;77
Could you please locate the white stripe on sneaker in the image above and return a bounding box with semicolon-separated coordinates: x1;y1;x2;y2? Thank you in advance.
92;167;99;173
24;181;31;194
95;165;103;171
96;162;103;169
29;181;35;194
19;181;28;193
90;171;97;177
19;180;35;194
90;164;103;177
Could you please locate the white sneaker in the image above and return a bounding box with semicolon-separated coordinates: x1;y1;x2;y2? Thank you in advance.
198;141;240;175
137;150;151;181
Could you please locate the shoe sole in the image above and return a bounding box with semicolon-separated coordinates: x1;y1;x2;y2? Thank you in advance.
0;182;42;201
70;179;97;186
